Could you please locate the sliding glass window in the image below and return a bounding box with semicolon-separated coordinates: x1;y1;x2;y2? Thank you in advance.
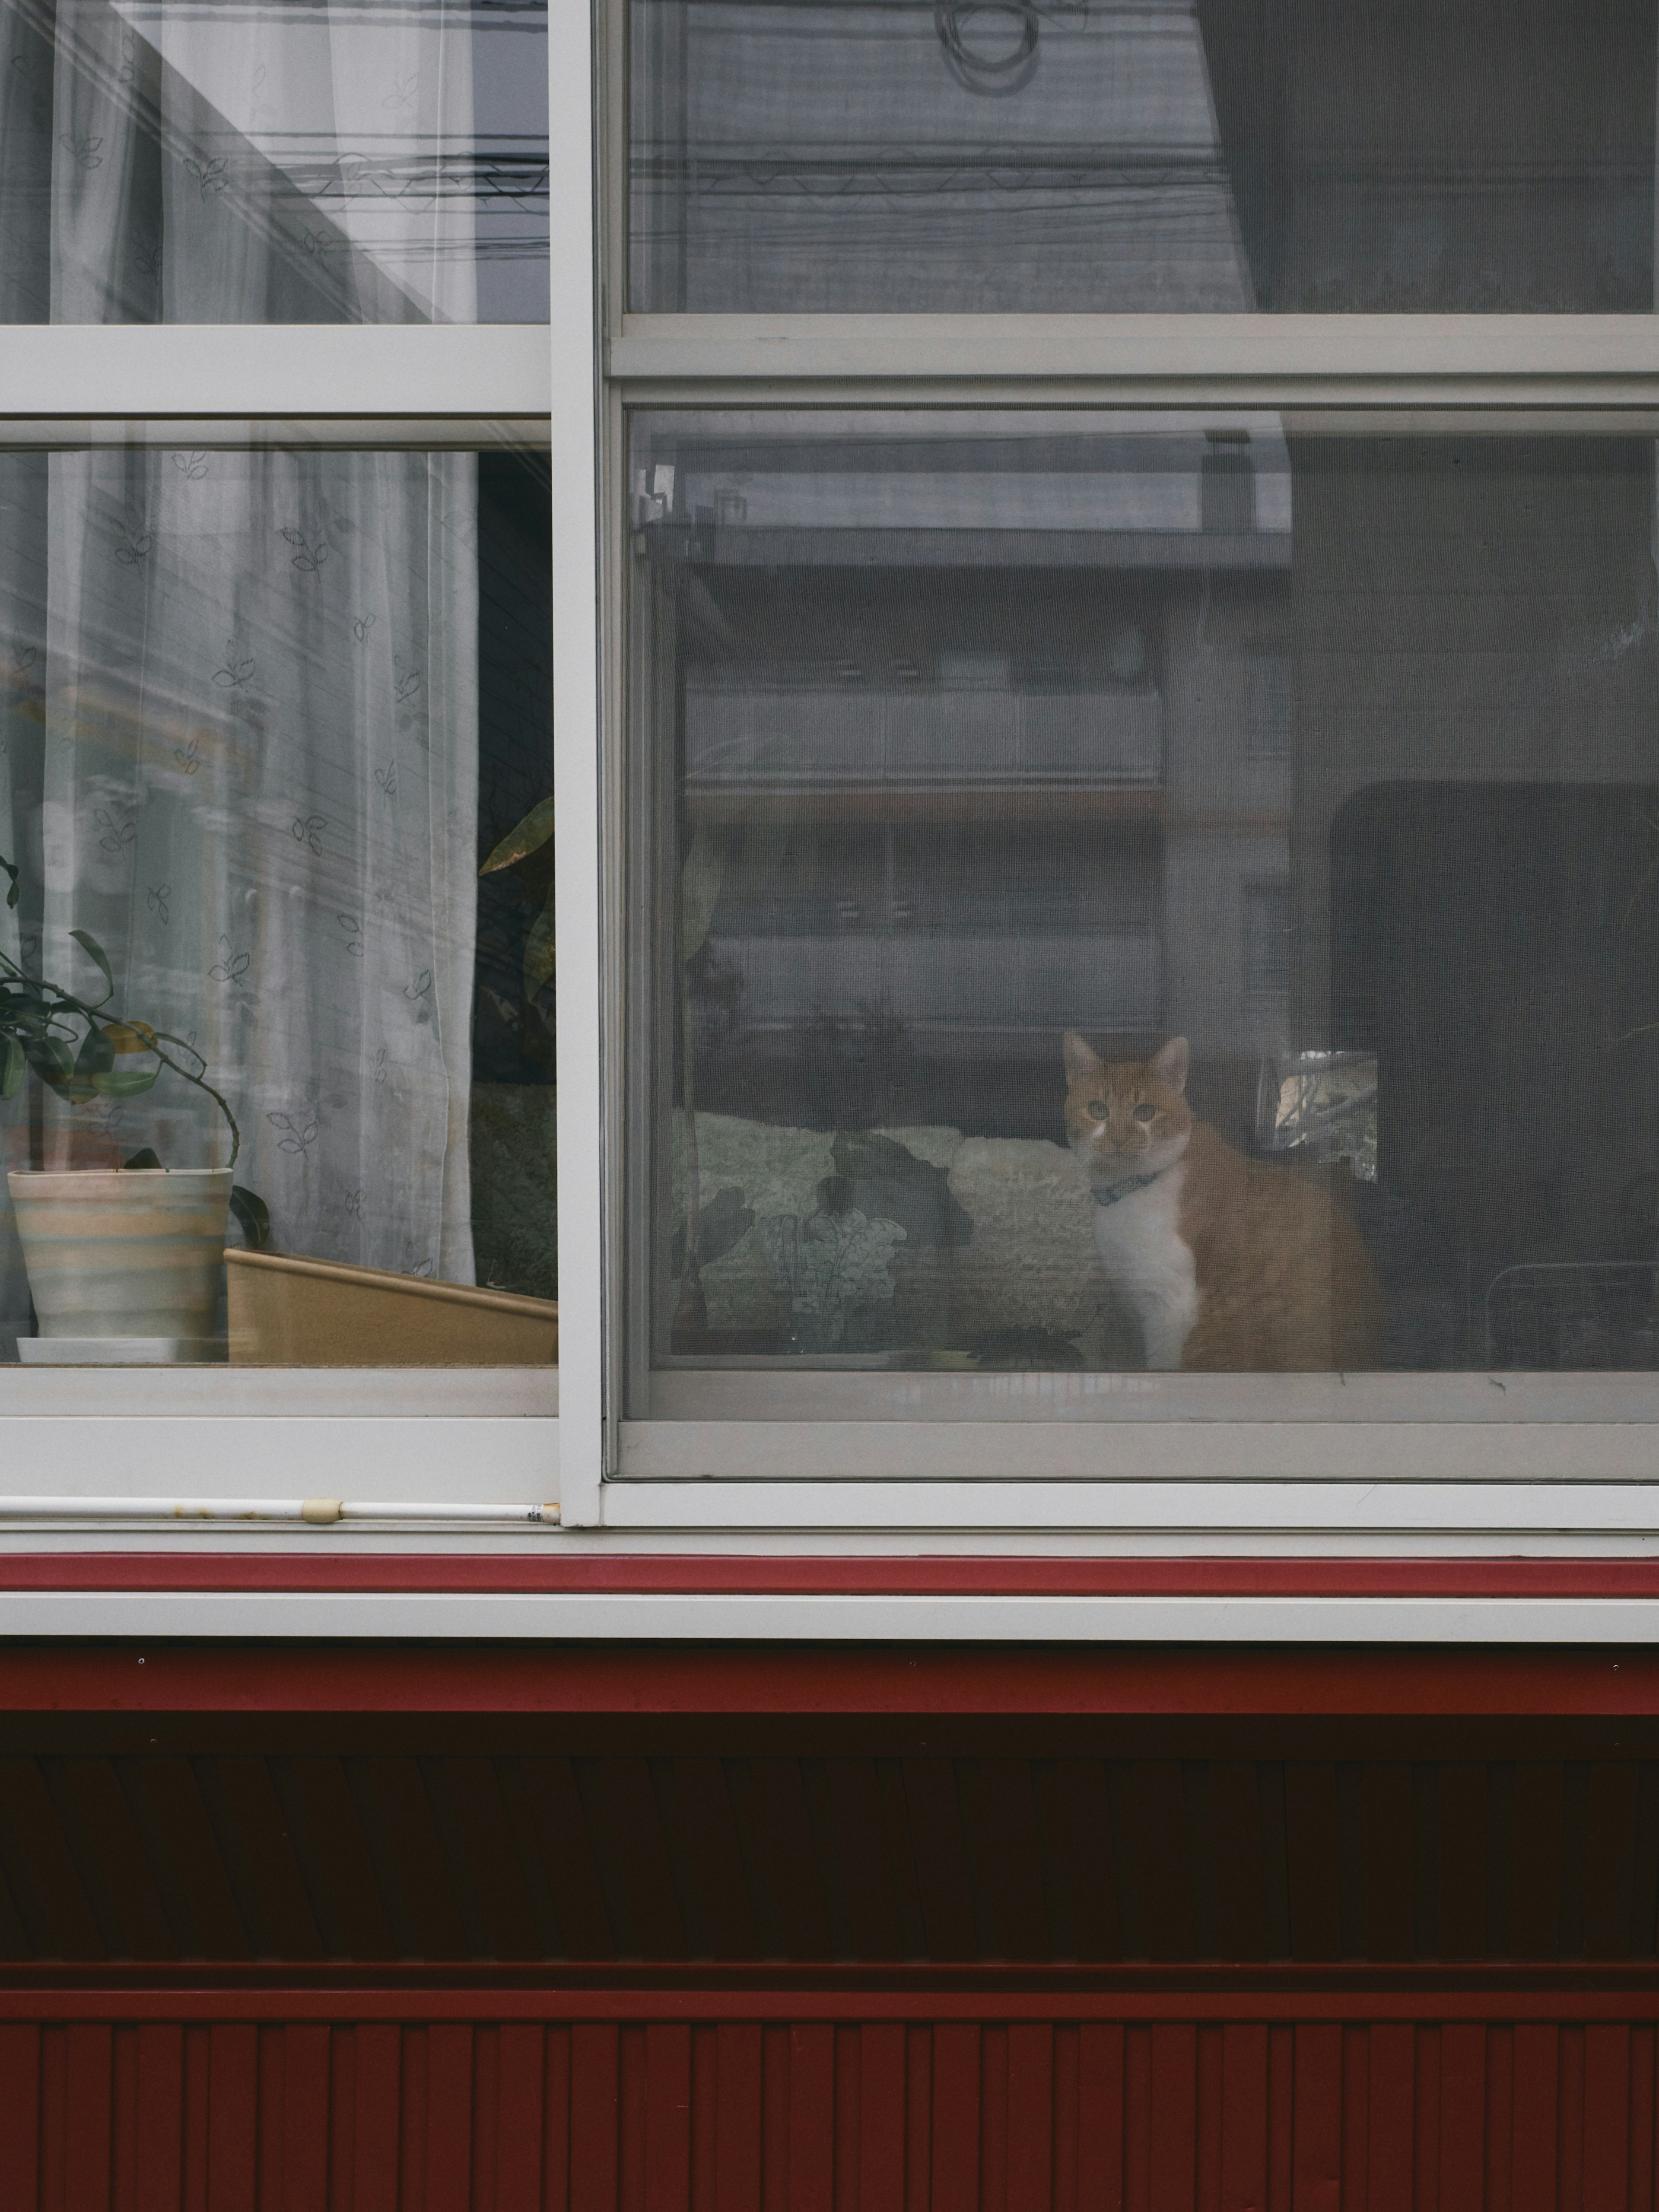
0;427;556;1368
626;410;1659;1414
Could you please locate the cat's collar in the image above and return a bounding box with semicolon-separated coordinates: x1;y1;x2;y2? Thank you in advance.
1090;1168;1165;1208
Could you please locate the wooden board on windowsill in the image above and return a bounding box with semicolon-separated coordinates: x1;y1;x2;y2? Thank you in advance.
226;1249;558;1368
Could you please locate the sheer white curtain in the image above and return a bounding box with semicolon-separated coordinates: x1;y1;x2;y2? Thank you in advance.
0;0;483;1357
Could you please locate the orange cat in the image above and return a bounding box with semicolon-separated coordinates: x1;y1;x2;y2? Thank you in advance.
1062;1033;1383;1372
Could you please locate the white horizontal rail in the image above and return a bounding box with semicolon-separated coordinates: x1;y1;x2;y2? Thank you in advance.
0;1417;558;1501
601;1481;1659;1537
0;1496;558;1525
0;1591;1656;1640
0;325;551;418
612;312;1659;395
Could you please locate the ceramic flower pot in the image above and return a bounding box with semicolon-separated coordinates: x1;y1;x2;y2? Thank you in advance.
6;1168;232;1353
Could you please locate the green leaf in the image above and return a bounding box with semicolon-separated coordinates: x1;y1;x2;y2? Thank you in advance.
68;928;115;1007
522;890;556;1001
230;1185;271;1251
123;1147;164;1170
0;1035;22;1100
91;1067;161;1099
25;1036;77;1096
481;795;556;877
73;1023;115;1083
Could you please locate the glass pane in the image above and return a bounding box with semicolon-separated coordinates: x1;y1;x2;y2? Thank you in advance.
0;0;548;322
0;429;555;1366
629;409;1659;1397
629;0;1656;312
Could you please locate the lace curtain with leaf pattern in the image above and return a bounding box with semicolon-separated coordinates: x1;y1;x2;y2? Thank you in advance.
0;0;483;1356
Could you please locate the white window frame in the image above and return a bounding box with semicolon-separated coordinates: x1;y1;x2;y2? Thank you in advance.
563;0;1659;1547
0;14;574;1530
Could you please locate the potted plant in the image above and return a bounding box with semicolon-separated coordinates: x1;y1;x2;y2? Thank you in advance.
1;852;267;1360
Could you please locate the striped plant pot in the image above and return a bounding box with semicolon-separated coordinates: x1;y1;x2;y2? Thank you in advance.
5;1168;231;1345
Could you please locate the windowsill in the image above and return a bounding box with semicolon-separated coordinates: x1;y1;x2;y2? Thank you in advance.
0;1367;556;1417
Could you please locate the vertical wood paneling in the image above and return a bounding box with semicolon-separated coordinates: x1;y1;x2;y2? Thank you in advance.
1055;1763;1124;1964
284;2023;332;2212
905;2024;931;2212
835;2026;861;2212
982;2023;1011;2212
570;2024;620;2212
133;1758;252;1958
1513;2028;1560;2212
24;2002;1659;2209
110;2025;138;2212
1125;2026;1153;2212
788;2025;835;2212
932;2021;982;2212
135;2024;184;2212
1055;2025;1082;2212
1008;2024;1055;2212
426;2023;474;2212
205;2024;257;2212
1558;2028;1586;2212
1414;2030;1441;2212
1485;2028;1513;2212
1284;1771;1342;1964
1220;2025;1268;2212
1367;2023;1414;2212
1080;2023;1126;2212
544;2026;572;2212
496;2024;546;2212
1196;2026;1224;2212
1437;2024;1485;2212
353;2024;402;2212
40;2024;65;2212
859;2021;907;2212
1150;2024;1198;2212
1436;1769;1487;1961
1292;2026;1342;2212
1362;1769;1415;1964
0;2023;40;2208
717;2023;764;2212
1268;2026;1295;2212
645;2023;692;2212
64;2023;112;2212
1583;2025;1631;2212
1630;2026;1655;2212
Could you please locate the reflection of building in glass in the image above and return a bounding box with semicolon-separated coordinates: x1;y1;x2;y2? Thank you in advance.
642;416;1295;1142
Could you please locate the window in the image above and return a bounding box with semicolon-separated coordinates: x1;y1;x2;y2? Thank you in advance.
0;0;559;1398
628;0;1655;314
2;0;549;322
593;0;1659;1518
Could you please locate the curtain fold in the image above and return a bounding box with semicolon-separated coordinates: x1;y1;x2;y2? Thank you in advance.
0;0;485;1357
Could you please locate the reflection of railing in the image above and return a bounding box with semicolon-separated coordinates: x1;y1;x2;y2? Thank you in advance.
686;686;1163;787
1484;1261;1659;1370
707;929;1160;1034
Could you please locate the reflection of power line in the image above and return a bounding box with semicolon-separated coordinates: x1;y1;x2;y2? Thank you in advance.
933;1;1088;97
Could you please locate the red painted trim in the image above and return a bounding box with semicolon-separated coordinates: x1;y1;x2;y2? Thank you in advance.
2;1964;1655;1998
1;1642;1658;1716
1;1973;1657;2025
8;1554;1659;1598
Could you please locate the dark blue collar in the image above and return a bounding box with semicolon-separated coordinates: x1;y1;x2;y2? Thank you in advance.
1091;1169;1164;1208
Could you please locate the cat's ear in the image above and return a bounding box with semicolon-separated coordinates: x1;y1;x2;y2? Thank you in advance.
1063;1030;1103;1084
1149;1036;1190;1094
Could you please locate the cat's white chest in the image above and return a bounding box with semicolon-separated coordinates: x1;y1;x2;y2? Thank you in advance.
1090;1163;1198;1371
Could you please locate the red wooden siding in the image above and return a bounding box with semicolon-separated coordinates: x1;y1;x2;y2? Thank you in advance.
1;1754;1656;1967
3;2008;1659;2210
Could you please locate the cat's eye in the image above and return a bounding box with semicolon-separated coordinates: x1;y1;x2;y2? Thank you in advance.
1087;1099;1108;1120
1134;1103;1157;1123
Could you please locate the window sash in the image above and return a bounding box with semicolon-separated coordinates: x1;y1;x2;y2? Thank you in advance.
583;8;1659;1528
